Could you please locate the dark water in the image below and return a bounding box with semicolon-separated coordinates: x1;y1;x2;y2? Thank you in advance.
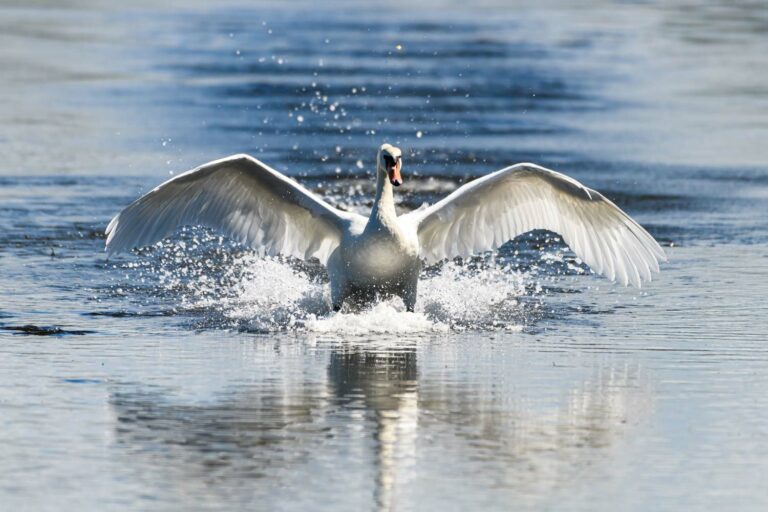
1;1;767;510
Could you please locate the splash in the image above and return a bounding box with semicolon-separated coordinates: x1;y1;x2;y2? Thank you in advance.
189;255;529;333
109;229;565;334
188;254;329;333
419;261;527;330
307;302;449;335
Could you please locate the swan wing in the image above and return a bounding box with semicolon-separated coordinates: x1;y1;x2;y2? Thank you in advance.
106;154;362;264
405;163;666;286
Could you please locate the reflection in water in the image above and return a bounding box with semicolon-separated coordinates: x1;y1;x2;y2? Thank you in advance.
110;340;650;509
328;347;419;511
111;380;327;484
420;363;651;500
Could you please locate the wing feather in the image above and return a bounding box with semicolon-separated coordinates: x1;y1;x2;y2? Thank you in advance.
105;154;364;264
404;163;665;287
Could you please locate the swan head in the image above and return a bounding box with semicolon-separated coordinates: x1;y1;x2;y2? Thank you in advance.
378;143;403;187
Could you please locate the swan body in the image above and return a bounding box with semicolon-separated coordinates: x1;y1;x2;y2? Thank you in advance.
106;143;666;311
328;148;421;309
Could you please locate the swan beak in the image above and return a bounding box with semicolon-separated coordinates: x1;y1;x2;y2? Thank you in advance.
388;160;403;187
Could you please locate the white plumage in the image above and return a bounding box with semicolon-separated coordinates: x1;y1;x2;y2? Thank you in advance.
403;162;666;287
106;144;666;310
106;154;361;265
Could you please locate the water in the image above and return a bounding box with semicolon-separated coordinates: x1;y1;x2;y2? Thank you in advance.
1;1;767;510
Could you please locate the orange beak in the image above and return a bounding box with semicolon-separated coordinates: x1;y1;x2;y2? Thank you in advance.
387;159;402;187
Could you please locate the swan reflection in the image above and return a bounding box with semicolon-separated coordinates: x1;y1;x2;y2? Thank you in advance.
109;338;651;508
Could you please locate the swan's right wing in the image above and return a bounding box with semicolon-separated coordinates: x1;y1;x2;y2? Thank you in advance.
106;154;363;264
404;163;666;287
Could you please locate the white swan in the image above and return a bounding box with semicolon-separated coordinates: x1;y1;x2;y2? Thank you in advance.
106;143;666;311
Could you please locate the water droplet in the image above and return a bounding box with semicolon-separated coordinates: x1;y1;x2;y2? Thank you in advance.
416;131;423;138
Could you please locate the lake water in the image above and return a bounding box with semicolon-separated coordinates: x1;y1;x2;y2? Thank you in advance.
1;1;767;510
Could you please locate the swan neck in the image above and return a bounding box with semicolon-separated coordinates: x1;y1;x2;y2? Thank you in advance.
370;169;397;224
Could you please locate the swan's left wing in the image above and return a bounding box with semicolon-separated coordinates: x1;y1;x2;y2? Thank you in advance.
403;163;666;287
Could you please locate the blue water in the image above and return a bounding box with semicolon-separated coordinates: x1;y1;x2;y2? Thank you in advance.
1;1;767;511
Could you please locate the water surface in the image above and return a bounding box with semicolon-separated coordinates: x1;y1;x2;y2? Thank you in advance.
1;1;767;510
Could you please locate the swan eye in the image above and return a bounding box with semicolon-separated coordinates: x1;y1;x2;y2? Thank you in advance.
383;155;395;166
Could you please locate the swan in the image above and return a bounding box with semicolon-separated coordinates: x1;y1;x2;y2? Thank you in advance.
106;143;666;311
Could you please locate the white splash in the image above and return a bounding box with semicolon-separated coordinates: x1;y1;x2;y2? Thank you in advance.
418;261;527;330
190;255;329;332
307;302;448;335
155;248;532;334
